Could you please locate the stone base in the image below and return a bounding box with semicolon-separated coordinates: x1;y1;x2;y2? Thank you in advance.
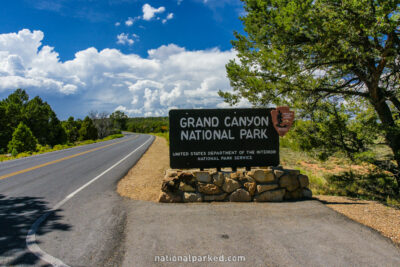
159;167;312;203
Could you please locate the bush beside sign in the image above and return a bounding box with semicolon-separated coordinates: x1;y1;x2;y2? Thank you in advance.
169;108;279;169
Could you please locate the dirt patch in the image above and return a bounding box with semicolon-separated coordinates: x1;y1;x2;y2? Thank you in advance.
316;195;400;246
117;136;169;202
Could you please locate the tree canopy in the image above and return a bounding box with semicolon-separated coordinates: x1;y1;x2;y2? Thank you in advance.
220;0;400;185
0;89;66;150
110;110;128;131
78;116;98;141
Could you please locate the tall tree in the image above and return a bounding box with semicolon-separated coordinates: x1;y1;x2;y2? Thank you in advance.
24;96;66;145
0;89;29;150
0;89;66;148
78;116;98;141
89;111;112;139
62;117;80;143
0;104;7;152
110;110;128;131
220;0;400;186
47;113;67;146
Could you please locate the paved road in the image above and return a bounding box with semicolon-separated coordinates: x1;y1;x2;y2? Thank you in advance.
0;133;154;266
2;133;400;267
122;200;400;267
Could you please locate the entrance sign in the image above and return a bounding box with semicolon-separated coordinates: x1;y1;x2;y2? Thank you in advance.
169;108;279;169
271;106;295;137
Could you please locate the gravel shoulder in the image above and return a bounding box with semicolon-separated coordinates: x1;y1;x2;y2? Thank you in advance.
117;136;169;202
315;195;400;246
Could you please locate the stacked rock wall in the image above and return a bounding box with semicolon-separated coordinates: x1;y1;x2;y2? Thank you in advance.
159;167;312;203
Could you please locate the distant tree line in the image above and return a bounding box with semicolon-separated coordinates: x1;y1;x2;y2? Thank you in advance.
126;117;168;133
0;89;128;155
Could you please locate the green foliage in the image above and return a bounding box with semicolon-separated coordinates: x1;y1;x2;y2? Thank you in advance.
47;113;67;146
62;117;81;143
322;171;399;203
1;132;124;162
11;148;18;157
127;117;168;133
0;89;29;150
101;133;124;141
110;110;128;131
150;132;169;144
222;0;400;184
290;100;380;161
78;116;98;141
88;111;112;139
0;89;67;150
36;144;52;153
280;146;399;207
7;122;38;153
0;104;7;150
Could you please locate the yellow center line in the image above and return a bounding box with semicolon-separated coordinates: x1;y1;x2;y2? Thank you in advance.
0;135;139;180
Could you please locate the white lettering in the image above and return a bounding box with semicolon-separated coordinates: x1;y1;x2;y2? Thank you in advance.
187;117;195;128
262;116;268;126
212;117;219;127
181;130;189;140
180;118;187;128
231;116;239;126
224;116;231;127
240;129;247;139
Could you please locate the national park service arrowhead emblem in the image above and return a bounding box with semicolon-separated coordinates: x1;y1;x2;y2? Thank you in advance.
271;106;295;137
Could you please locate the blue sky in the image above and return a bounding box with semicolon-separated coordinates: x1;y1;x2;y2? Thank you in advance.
0;0;249;119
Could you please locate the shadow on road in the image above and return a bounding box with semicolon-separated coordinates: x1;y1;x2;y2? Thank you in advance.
0;194;71;266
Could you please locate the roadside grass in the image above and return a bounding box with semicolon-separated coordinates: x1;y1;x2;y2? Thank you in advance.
0;134;124;162
280;146;400;208
149;132;169;144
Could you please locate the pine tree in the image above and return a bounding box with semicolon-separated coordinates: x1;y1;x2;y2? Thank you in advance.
7;122;38;153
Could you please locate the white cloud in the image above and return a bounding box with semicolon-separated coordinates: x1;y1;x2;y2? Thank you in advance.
142;3;165;21
116;33;134;45
167;13;174;20
0;29;244;117
115;105;142;115
115;22;121;26
125;16;139;26
162;13;174;23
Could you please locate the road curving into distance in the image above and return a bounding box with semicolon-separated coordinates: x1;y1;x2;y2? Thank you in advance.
0;133;154;266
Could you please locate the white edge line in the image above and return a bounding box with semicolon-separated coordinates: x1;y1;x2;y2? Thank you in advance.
26;136;154;267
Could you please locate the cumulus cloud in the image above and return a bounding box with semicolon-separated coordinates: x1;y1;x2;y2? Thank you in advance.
142;3;165;21
0;29;243;117
115;22;120;26
116;33;134;45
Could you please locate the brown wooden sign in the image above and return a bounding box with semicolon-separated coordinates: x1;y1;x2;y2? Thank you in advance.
271;106;295;137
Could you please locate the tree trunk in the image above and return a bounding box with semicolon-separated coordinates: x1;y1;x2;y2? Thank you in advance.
369;86;400;193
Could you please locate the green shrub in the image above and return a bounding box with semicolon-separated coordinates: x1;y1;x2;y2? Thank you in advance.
8;122;38;153
11;148;18;157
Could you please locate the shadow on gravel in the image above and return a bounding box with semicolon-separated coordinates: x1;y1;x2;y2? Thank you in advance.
0;194;71;266
318;199;368;205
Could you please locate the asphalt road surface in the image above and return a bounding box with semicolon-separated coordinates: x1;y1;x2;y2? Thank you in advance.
122;200;400;267
1;133;400;267
0;133;154;266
